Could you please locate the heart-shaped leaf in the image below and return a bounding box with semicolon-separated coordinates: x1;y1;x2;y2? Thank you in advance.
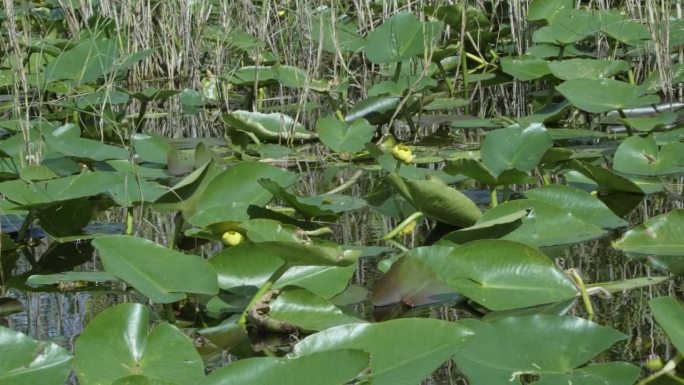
500;55;551;81
316;116;375;153
222;111;317;141
481;123;553;177
364;12;443;64
93;235;219;303
548;58;630;80
556;78;660;113
613;135;684;176
294;318;473;385
0;327;71;385
198;349;369;385
74;303;204;385
453;315;637;385
416;242;578;310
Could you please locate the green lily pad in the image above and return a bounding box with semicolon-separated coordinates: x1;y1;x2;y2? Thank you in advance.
527;0;573;22
294;318;473;385
613;135;684;176
556;78;660;113
416;242;578;310
500;55;551;81
598;10;651;45
153;161;222;215
45;37;118;85
266;288;366;332
316;116;375;153
197;161;297;211
385;173;482;227
0;327;71;385
257;241;361;267
131;133;172;164
453;315;638;385
477;199;607;247
311;16;365;53
372;253;458;307
26;271;117;285
525;184;628;229
222;111;317;142
481;123;553;177
649;297;684;353
44;130;129;162
446;158;535;186
74;303;204;385
198;349;369;385
93;235;219;303
613;209;684;275
620;111;678;132
548;58;630;80
532;9;600;45
439;209;528;245
259;178;365;219
364;12;443;64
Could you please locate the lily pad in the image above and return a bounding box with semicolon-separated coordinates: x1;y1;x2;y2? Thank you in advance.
649;297;684;353
613;135;684;176
613;209;684;275
364;12;443;64
477;199;607;247
316;116;375;153
548;58;630;80
223;111;317;142
74;303;204;385
416;242;578;310
481;123;553;177
198;349;369;385
197;161;297;211
93;235;219;303
453;315;637;385
525;184;628;229
0;327;71;385
294;318;473;385
500;55;551;81
556;78;660;113
266;288;366;332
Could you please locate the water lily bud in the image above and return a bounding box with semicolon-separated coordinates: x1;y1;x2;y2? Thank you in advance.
643;354;664;371
399;220;416;236
392;145;413;164
222;231;244;246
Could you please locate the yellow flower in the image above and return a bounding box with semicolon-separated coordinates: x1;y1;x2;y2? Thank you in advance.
391;145;413;164
222;231;244;246
643;354;664;371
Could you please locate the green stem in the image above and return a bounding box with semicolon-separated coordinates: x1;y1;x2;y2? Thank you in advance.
393;61;402;83
384;238;409;252
490;188;498;208
617;109;634;137
383;212;423;239
164;303;176;323
394;160;402;173
239;262;291;331
134;101;148;133
502;184;510;203
168;212;184;249
571;269;594;321
461;50;469;114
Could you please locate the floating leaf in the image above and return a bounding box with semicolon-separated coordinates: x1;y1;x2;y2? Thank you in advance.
613;135;684;176
266;288;366;332
417;242;578;310
223;111;317;141
556;78;660;113
477;199;607;247
316;116;375;153
525;184;628;229
93;235;219;303
500;55;551;81
453;315;637;385
74;303;204;385
372;253;459;307
364;12;443;64
311;16;365;53
197;161;297;211
198;349;368;385
385;173;482;227
26;271;117;285
532;9;600;45
598;10;651;45
481;123;553;177
548;58;630;80
0;327;71;385
649;297;684;353
45;37;118;85
439;209;528;245
294;318;473;385
613;209;684;275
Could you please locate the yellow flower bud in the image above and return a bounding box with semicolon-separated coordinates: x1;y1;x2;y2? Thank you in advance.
643;354;664;371
222;231;244;246
392;145;413;164
399;220;416;236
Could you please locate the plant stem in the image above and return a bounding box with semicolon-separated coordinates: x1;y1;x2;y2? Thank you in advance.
393;61;402;83
570;269;594;321
490;188;498;208
635;353;683;385
617;109;634;136
239;262;290;331
502;184;510;202
383;211;423;239
125;208;134;235
134;101;148;133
